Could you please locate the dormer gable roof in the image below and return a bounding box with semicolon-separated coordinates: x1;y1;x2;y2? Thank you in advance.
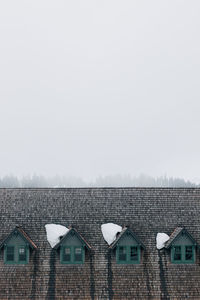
165;227;197;249
54;227;92;250
0;226;37;249
109;227;145;250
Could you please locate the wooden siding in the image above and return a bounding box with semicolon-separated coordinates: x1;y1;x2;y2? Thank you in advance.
0;188;200;299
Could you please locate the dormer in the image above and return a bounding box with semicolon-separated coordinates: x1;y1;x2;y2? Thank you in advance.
165;227;197;264
54;227;92;264
109;227;145;264
0;226;37;265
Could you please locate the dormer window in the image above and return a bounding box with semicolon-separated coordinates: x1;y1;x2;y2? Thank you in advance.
5;245;28;264
165;227;197;264
171;245;195;263
19;246;27;262
109;227;145;264
6;246;14;262
117;245;140;264
0;227;37;265
61;246;84;264
54;228;91;265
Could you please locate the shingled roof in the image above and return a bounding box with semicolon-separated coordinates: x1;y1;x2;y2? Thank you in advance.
0;187;200;299
54;227;92;250
165;227;197;249
0;226;37;249
109;227;145;249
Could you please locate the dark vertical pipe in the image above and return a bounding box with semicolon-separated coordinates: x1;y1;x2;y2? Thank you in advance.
89;250;95;300
46;249;56;300
158;250;169;300
30;250;38;300
107;249;113;300
143;250;152;300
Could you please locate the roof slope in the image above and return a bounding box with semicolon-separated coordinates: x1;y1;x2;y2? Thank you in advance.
54;227;92;250
165;227;197;248
109;227;145;249
0;188;200;299
0;226;37;249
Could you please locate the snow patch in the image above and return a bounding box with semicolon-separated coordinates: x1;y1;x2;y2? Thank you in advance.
45;224;69;248
156;233;170;249
101;223;122;245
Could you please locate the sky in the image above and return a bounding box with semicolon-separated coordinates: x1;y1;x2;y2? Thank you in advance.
0;1;199;183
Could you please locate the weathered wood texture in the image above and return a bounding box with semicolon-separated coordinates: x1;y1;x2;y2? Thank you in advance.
0;188;200;299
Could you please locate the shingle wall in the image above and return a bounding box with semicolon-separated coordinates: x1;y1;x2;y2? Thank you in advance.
0;188;200;299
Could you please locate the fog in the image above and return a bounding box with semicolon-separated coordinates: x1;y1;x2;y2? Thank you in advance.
0;1;199;184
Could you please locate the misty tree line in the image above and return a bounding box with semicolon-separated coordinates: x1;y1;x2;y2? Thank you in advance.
0;174;198;188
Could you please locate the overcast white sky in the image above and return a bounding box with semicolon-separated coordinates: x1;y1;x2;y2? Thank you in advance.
0;1;199;183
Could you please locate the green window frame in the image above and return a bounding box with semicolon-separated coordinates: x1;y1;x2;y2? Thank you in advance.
117;245;140;264
61;246;84;264
18;246;28;263
171;245;195;264
5;246;15;263
4;245;29;264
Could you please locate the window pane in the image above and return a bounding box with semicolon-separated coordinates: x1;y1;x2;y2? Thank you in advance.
130;246;138;261
174;246;181;261
7;246;14;261
63;247;71;262
119;246;127;261
185;246;193;261
74;247;82;262
19;247;26;262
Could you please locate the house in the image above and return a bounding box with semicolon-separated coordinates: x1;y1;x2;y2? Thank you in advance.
0;187;200;299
